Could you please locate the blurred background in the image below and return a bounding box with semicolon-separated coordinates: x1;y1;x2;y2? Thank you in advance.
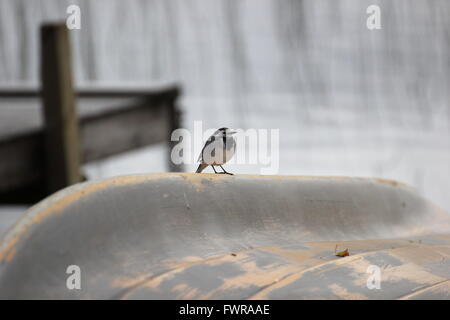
0;0;449;234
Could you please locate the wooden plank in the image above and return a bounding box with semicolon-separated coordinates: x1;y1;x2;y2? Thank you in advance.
0;97;177;196
0;132;44;193
40;24;81;193
0;84;180;98
81;98;170;162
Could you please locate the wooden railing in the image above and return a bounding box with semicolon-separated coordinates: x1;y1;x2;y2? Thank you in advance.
0;24;183;204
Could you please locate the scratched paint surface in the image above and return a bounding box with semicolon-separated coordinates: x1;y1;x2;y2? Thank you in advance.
0;173;449;299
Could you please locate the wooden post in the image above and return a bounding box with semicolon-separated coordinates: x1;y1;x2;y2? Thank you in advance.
40;24;81;194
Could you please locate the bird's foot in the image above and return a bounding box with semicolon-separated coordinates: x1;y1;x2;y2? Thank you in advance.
218;165;233;175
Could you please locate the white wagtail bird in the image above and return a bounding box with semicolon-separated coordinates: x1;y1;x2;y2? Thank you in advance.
196;127;237;175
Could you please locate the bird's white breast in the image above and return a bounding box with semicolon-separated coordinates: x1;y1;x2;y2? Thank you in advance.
201;136;236;165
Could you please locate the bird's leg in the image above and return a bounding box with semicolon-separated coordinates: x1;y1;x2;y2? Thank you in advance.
212;165;218;174
214;166;226;174
219;165;233;175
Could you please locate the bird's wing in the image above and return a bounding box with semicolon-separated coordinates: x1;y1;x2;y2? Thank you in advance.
198;135;216;162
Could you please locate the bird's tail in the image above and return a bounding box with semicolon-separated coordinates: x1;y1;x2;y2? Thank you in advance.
196;163;208;173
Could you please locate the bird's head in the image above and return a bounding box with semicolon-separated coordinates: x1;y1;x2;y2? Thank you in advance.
215;127;237;136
